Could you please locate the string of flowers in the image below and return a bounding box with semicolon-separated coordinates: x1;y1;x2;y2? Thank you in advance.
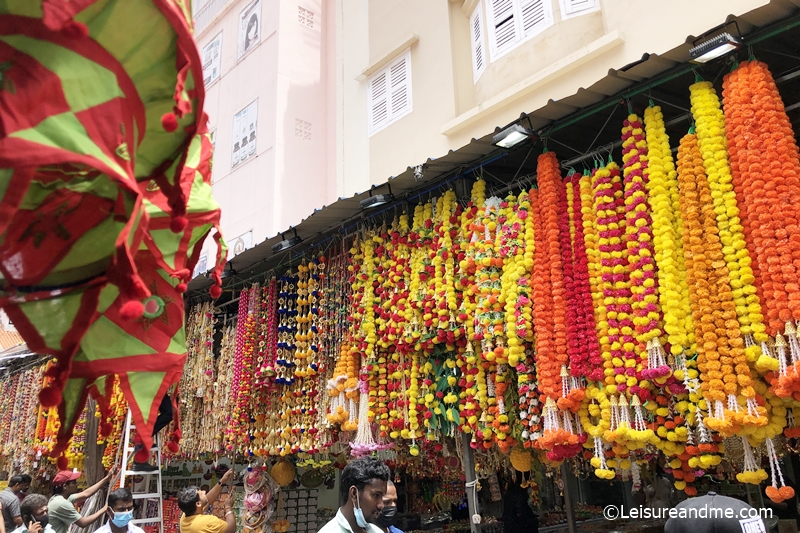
723;60;800;390
622;112;665;398
643;104;695;365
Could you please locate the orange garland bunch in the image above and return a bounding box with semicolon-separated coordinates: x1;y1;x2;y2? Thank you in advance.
723;60;800;391
675;132;764;436
534;151;578;452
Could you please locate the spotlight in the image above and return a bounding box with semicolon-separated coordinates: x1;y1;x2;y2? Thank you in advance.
493;124;533;149
272;228;302;254
220;264;237;279
360;184;395;209
690;32;741;64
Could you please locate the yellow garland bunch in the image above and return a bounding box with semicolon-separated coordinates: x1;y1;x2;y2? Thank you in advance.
643;105;693;357
689;81;767;361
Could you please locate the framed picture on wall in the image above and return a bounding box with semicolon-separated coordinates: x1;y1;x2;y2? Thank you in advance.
237;0;261;60
231;99;258;168
202;32;223;86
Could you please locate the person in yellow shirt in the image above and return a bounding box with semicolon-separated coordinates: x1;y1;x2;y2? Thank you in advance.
177;468;235;533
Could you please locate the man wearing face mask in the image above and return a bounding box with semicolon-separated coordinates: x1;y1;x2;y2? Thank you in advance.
319;457;390;533
94;489;142;533
9;493;52;533
375;481;403;533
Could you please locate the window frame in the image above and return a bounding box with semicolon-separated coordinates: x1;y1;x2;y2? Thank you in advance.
485;0;554;62
367;48;413;137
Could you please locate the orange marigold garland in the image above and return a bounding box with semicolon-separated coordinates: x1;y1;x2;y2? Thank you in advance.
723;60;800;390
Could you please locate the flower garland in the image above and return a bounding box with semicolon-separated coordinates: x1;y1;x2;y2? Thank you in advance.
723;61;800;390
643;105;695;364
690;79;765;376
580;170;608;382
622;112;665;397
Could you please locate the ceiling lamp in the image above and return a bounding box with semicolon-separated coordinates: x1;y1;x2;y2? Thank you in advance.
272;228;302;254
690;32;741;63
493;124;533;149
360;184;395;209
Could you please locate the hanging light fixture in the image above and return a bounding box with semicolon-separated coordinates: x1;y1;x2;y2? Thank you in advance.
690;32;741;63
493;124;533;149
272;228;302;254
360;184;395;209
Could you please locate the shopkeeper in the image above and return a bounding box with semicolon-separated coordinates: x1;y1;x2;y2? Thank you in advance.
48;469;115;533
319;457;390;533
177;468;235;533
375;481;403;533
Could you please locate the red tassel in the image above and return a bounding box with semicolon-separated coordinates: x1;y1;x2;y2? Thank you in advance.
61;21;88;39
56;455;68;471
170;216;188;233
209;284;222;298
39;386;62;407
176;283;188;293
161;112;178;132
133;433;143;445
134;448;150;463
100;422;113;437
45;366;60;379
173;429;182;440
166;441;179;453
120;300;144;320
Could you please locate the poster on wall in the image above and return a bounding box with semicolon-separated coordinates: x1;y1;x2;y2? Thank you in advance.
231;99;258;168
227;230;253;260
202;32;223;86
237;0;261;60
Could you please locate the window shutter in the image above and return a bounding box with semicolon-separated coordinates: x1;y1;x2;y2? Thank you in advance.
368;71;388;134
519;0;553;39
470;5;486;82
388;54;411;118
559;0;599;19
488;0;517;57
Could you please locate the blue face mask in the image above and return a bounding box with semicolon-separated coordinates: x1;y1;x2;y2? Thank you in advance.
111;511;133;528
353;490;368;529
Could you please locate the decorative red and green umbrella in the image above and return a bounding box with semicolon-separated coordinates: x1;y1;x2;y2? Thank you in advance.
0;1;225;461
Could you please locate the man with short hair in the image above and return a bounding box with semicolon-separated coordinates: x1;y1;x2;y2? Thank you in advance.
10;493;51;533
47;469;114;533
95;488;143;533
177;468;235;533
319;457;390;533
1;475;32;531
375;481;403;533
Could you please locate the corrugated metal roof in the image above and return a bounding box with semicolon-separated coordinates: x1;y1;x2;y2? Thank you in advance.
187;0;800;301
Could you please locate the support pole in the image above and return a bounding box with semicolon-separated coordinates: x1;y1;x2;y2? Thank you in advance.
561;464;577;533
461;433;482;533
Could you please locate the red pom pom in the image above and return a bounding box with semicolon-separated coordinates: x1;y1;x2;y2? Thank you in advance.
209;284;222;299
167;441;179;453
62;21;88;39
135;448;150;463
39;386;62;407
176;283;188;293
170;216;188;233
57;455;68;471
120;300;144;320
161;112;178;132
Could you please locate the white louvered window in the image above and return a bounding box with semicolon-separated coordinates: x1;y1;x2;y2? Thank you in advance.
470;4;487;82
559;0;600;19
368;49;412;136
486;0;553;61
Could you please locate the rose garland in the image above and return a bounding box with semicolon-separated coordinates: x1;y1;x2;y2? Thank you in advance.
569;175;602;386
